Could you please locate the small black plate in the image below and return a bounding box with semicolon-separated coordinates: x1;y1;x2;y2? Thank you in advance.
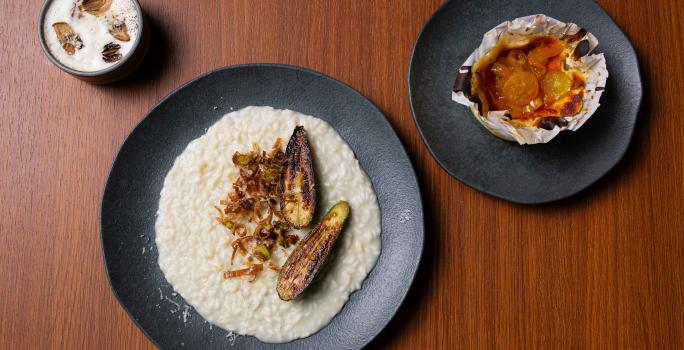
101;64;424;349
409;0;642;204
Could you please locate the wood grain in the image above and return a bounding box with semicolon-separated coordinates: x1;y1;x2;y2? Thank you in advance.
1;0;683;348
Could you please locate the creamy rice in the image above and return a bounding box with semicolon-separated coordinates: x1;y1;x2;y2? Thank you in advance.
155;106;381;343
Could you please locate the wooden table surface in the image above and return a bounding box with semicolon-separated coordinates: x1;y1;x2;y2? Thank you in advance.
2;0;684;348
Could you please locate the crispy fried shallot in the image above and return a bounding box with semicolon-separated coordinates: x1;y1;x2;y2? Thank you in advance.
223;264;263;282
217;138;298;280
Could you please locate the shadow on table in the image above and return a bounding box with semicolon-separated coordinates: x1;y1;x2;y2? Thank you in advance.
112;13;171;88
530;55;651;212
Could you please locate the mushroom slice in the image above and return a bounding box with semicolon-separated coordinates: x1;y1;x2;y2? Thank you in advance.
102;42;122;63
79;0;112;16
109;18;130;42
52;22;83;55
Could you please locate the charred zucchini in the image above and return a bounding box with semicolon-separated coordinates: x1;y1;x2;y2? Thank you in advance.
277;201;350;301
280;126;316;228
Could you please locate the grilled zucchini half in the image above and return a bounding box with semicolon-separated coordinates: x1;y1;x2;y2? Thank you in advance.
277;201;350;301
280;126;316;228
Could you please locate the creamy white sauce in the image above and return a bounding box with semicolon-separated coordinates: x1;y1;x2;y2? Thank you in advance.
43;0;140;72
155;106;381;343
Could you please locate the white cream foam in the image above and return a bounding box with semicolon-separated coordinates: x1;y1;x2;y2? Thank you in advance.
43;0;140;72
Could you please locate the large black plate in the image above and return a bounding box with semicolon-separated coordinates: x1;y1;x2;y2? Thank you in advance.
409;0;642;204
101;64;424;349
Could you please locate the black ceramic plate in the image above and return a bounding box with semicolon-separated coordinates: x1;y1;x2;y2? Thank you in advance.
409;0;642;204
101;64;423;349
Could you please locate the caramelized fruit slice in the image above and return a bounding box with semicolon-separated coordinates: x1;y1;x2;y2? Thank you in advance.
491;62;512;78
79;0;112;16
491;62;513;91
541;70;573;104
546;56;562;71
52;22;83;55
502;71;539;106
528;44;563;68
522;98;544;114
505;50;527;68
527;41;564;77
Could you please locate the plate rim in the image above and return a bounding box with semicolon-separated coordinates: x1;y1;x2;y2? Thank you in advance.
407;0;643;204
100;63;425;349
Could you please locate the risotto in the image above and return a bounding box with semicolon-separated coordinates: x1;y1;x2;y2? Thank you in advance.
155;106;381;342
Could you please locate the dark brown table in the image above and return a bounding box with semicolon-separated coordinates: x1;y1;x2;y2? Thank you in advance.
2;0;683;348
